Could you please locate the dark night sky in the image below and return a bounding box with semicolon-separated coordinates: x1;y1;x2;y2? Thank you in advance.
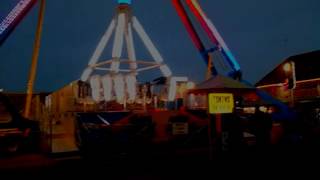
0;0;319;92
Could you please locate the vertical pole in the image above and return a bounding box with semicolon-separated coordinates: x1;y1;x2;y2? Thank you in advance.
24;0;46;118
208;114;213;160
49;113;53;153
206;54;212;80
143;85;147;112
216;113;222;136
35;95;40;120
124;93;127;111
215;113;222;156
208;113;221;160
290;61;296;107
111;12;125;73
290;89;294;107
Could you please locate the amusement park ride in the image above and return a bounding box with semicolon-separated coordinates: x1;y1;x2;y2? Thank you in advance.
0;0;43;153
172;0;242;80
73;0;249;154
0;0;244;109
0;0;37;46
0;0;44;118
80;0;188;105
0;0;293;154
79;0;243;106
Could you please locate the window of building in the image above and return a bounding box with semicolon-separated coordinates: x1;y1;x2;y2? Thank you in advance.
0;101;11;123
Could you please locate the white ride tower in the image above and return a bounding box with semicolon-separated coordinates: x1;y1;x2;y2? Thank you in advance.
81;0;187;105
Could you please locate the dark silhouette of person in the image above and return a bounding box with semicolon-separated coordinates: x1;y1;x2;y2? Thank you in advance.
224;113;243;153
252;108;272;151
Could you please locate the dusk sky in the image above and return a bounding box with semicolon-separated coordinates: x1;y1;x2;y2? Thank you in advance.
0;0;319;92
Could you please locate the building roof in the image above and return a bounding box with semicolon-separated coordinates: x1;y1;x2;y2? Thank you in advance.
194;75;254;90
256;50;320;86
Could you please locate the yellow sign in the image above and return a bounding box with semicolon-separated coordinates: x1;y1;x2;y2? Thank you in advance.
208;93;234;114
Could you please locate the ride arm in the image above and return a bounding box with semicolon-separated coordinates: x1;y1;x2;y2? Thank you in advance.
185;0;242;79
0;0;37;46
171;0;218;76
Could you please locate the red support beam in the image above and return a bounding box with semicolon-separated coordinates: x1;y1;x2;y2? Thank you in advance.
171;0;205;52
185;0;219;45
